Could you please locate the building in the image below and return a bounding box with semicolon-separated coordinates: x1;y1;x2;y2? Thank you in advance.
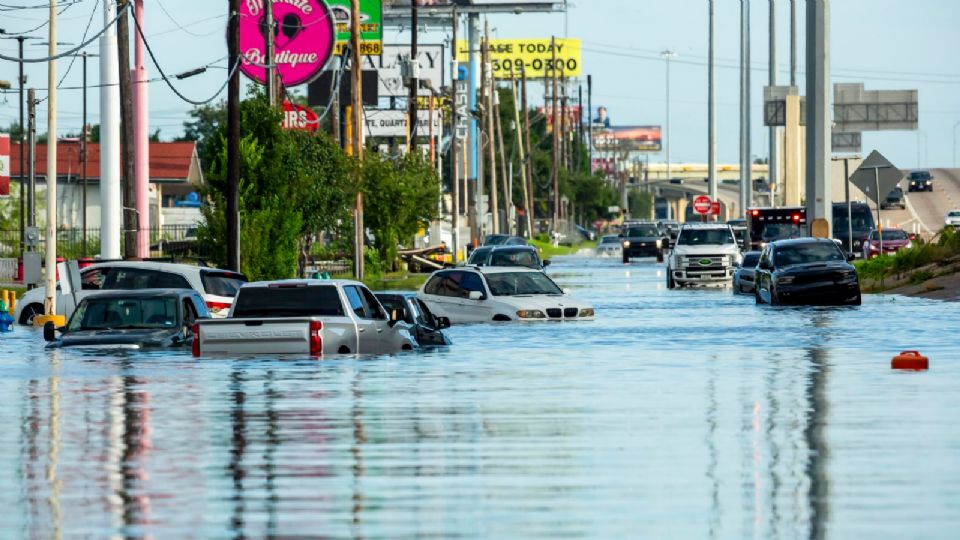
8;141;205;229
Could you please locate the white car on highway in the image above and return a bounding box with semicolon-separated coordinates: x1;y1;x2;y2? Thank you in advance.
418;266;595;323
946;210;960;227
666;223;742;288
596;235;622;257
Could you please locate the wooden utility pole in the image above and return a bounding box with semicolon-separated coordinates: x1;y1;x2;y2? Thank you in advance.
494;85;509;234
265;0;276;106
226;0;241;271
450;8;460;262
551;36;560;229
483;22;499;234
521;66;534;232
511;72;532;238
351;0;364;280
408;0;419;142
117;0;137;258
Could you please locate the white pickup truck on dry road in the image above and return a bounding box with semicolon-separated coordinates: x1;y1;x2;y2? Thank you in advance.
193;280;417;356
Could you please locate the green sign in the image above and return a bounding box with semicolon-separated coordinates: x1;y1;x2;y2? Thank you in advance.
325;0;383;56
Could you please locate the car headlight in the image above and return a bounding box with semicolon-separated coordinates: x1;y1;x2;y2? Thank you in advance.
655;239;662;248
777;275;795;285
906;241;913;249
868;244;880;251
622;240;631;248
841;270;857;281
853;240;862;248
516;309;546;319
579;308;595;318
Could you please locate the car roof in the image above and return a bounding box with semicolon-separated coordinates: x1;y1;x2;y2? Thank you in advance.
80;289;196;300
87;261;241;275
454;266;542;275
239;279;363;288
769;237;838;248
374;291;416;298
679;223;731;229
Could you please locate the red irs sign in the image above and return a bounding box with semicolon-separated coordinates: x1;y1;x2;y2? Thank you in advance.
282;101;320;132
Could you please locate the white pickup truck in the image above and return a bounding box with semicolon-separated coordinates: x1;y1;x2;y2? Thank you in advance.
666;223;742;288
193;280;417;356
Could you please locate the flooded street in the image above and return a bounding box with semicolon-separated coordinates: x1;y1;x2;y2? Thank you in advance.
1;255;958;538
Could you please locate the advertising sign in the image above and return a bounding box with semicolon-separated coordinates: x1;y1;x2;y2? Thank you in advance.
594;126;662;153
239;0;336;87
282;101;320;132
364;109;443;138
456;38;581;79
537;105;581;132
327;0;383;56
386;1;560;7
0;134;9;197
375;44;444;97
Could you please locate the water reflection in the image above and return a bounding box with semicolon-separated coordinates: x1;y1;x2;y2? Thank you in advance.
1;258;958;538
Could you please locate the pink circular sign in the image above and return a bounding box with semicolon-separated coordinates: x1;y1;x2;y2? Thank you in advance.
239;0;336;88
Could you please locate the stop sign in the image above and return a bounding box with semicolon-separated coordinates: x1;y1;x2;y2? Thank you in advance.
693;195;713;215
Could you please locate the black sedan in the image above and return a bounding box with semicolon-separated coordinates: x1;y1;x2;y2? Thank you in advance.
732;251;762;294
375;292;452;347
44;289;209;349
620;222;669;263
754;238;861;306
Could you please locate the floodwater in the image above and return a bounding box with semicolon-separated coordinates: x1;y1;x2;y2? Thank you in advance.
1;256;958;539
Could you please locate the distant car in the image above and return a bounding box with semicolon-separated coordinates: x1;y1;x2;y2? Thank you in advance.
880;187;906;210
657;219;681;246
754;238;861;306
467;245;549;270
862;228;912;259
375;292;452;347
907;170;933;192
596;235;623;257
43;289;209;349
418;267;595;323
946;210;960;227
15;262;247;325
575;225;596;242
620;221;669;263
732;251;762;294
483;234;527;246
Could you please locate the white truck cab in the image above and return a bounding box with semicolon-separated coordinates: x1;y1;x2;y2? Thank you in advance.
666;223;742;288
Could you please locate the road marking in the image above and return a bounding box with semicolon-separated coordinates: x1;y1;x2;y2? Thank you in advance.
903;192;934;235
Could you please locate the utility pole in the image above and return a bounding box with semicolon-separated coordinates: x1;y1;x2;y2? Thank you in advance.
494;86;510;233
511;71;532;238
576;83;583;171
43;0;59;318
551;36;560;230
266;0;276;106
450;8;460;261
521;67;534;231
16;37;27;256
806;0;831;236
27;89;36;231
117;0;137;258
662;50;675;182
790;0;797;87
100;0;121;260
132;0;149;258
740;0;752;217
769;0;779;208
351;0;364;280
483;21;498;235
408;0;419;141
227;0;241;271
587;74;592;169
708;0;717;204
81;52;89;257
468;14;480;243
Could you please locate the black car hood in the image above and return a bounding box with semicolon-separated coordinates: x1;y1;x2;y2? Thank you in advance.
623;235;661;241
52;328;181;348
779;261;854;275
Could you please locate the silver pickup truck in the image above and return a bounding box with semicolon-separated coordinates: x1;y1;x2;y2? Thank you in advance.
193;280;417;356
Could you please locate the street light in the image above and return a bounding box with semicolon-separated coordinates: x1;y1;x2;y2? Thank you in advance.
661;49;676;182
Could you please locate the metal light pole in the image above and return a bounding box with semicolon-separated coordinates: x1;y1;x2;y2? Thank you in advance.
806;0;832;236
790;0;797;87
0;32;37;256
707;1;717;204
769;0;779;207
661;49;676;182
740;0;752;216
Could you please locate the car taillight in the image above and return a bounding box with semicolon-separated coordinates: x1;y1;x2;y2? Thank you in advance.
206;300;231;312
191;323;200;357
309;320;323;357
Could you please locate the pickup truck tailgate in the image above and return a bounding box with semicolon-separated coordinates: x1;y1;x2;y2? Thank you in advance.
196;317;357;356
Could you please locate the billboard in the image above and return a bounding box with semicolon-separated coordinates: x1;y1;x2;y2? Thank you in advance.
364;109;443;138
386;1;560;7
594;126;662;153
536;105;582;132
375;44;444;97
456;38;580;79
327;0;383;56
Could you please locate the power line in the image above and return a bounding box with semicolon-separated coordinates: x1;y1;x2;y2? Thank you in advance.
0;0;127;63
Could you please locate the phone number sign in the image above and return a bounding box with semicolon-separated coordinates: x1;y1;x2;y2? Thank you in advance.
456;38;581;79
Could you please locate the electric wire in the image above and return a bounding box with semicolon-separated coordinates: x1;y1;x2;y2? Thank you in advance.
55;0;99;89
0;0;128;63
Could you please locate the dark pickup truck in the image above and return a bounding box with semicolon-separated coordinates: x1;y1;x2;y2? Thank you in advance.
620;222;669;263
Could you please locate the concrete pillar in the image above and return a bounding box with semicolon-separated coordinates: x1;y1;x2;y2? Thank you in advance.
99;0;121;260
676;198;689;222
784;94;802;207
805;0;832;235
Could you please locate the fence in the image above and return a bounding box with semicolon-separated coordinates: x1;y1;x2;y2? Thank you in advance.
0;225;204;260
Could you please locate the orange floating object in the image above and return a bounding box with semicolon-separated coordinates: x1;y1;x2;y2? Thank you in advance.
892;351;929;371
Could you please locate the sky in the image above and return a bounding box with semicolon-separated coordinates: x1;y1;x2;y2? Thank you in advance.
1;0;958;170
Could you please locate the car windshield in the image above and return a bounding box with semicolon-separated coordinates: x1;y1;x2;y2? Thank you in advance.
741;253;761;267
948;211;960;217
626;226;659;237
761;224;802;242
488;250;540;269
485;272;563;296
677;228;735;245
870;230;909;241
600;236;619;244
233;285;345;317
484;235;509;245
201;271;247;297
68;296;179;331
774;243;845;267
910;171;930;179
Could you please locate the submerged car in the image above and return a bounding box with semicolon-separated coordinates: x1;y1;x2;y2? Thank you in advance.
620;222;669;263
375;292;452;347
482;234;528;246
732;251;762;294
418;267;595;323
596;235;623;257
754;238;861;306
862;229;912;259
44;289;209;349
468;245;549;269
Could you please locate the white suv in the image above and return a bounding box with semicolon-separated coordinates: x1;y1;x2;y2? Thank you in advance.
666;224;742;288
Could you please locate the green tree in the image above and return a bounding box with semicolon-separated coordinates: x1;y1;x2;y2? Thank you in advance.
176;101;227;164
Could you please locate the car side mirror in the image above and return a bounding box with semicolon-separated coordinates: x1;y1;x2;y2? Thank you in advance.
468;291;484;301
732;261;741;268
542;259;552;267
436;316;451;330
43;321;57;342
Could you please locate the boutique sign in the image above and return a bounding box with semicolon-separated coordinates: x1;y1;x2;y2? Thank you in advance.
239;0;337;88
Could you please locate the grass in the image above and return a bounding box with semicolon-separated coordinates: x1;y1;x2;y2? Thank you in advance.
362;272;429;292
854;227;960;291
529;239;597;258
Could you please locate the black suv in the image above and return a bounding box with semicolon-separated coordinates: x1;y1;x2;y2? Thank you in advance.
880;187;906;210
908;170;933;192
754;238;861;306
620;222;669;263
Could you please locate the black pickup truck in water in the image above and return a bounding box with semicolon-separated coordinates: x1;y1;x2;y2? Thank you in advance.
620;222;669;263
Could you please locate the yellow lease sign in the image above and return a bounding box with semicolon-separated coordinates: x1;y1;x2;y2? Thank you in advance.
456;38;582;79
